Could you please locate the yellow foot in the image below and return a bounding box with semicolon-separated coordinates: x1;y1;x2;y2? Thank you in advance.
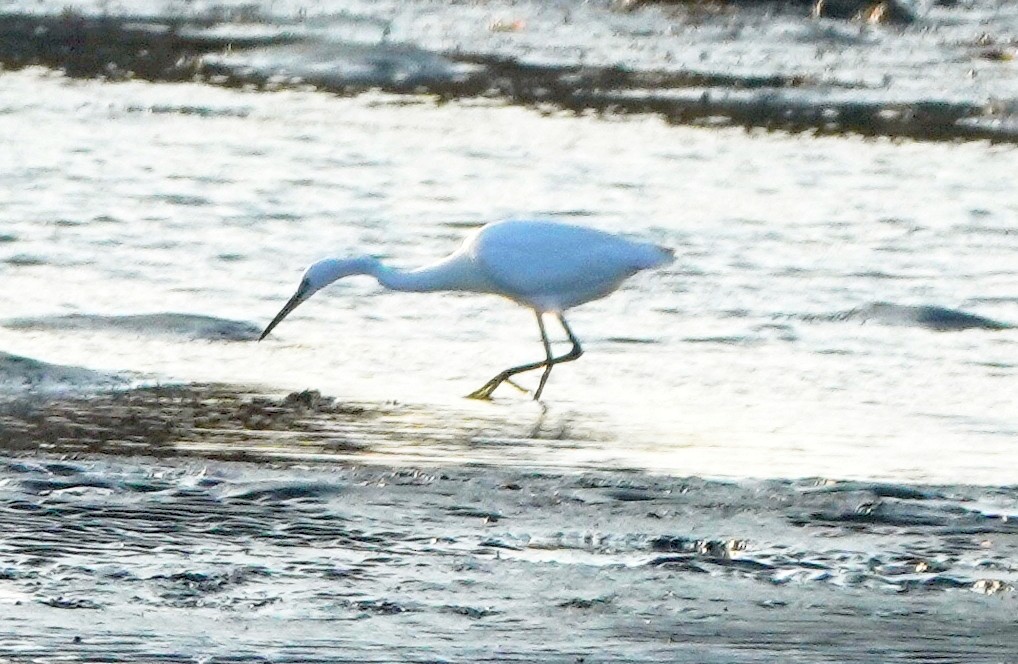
465;374;530;400
466;377;502;400
465;387;495;400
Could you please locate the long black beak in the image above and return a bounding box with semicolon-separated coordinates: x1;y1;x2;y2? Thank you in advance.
259;288;306;341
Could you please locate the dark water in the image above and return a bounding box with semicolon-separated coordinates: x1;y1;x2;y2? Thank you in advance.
4;313;262;341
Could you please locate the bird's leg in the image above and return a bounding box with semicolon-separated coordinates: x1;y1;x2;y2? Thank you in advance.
466;312;552;400
529;315;586;401
466;313;584;401
533;314;555;400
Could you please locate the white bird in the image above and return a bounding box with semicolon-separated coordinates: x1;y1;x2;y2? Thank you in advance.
260;219;673;400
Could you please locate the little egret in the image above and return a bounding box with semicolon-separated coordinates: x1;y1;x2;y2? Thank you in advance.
260;219;673;400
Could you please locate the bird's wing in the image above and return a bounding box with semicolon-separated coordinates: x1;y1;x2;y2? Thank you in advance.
471;220;650;306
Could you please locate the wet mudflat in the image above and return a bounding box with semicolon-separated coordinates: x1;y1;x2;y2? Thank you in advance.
0;384;1016;662
2;0;1018;141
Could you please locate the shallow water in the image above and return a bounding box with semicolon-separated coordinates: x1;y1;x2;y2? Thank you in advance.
0;2;1016;659
1;65;1016;483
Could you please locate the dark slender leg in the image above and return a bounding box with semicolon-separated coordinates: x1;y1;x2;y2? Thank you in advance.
533;314;555;400
534;314;582;400
466;312;583;401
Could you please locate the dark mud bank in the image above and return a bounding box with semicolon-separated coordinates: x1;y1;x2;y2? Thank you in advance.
2;9;1016;143
0;383;609;465
0;384;374;460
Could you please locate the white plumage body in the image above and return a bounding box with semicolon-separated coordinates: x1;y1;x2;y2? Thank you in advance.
260;219;673;400
459;220;673;312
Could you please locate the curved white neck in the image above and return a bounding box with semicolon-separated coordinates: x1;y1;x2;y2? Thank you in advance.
373;252;490;293
312;252;491;295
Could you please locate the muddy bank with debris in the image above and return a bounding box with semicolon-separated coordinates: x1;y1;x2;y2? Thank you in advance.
0;384;482;462
1;1;1016;142
0;383;620;467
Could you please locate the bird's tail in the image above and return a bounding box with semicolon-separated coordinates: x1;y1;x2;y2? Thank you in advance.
637;243;675;269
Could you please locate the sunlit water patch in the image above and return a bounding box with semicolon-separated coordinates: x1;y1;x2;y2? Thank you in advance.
0;68;1015;483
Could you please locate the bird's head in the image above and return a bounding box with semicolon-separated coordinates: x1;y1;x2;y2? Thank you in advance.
259;256;379;341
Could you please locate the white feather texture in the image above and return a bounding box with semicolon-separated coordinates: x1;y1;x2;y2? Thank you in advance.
261;219;673;399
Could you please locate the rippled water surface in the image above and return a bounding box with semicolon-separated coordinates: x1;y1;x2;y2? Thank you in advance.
0;1;1016;659
2;66;1015;482
0;454;1014;662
